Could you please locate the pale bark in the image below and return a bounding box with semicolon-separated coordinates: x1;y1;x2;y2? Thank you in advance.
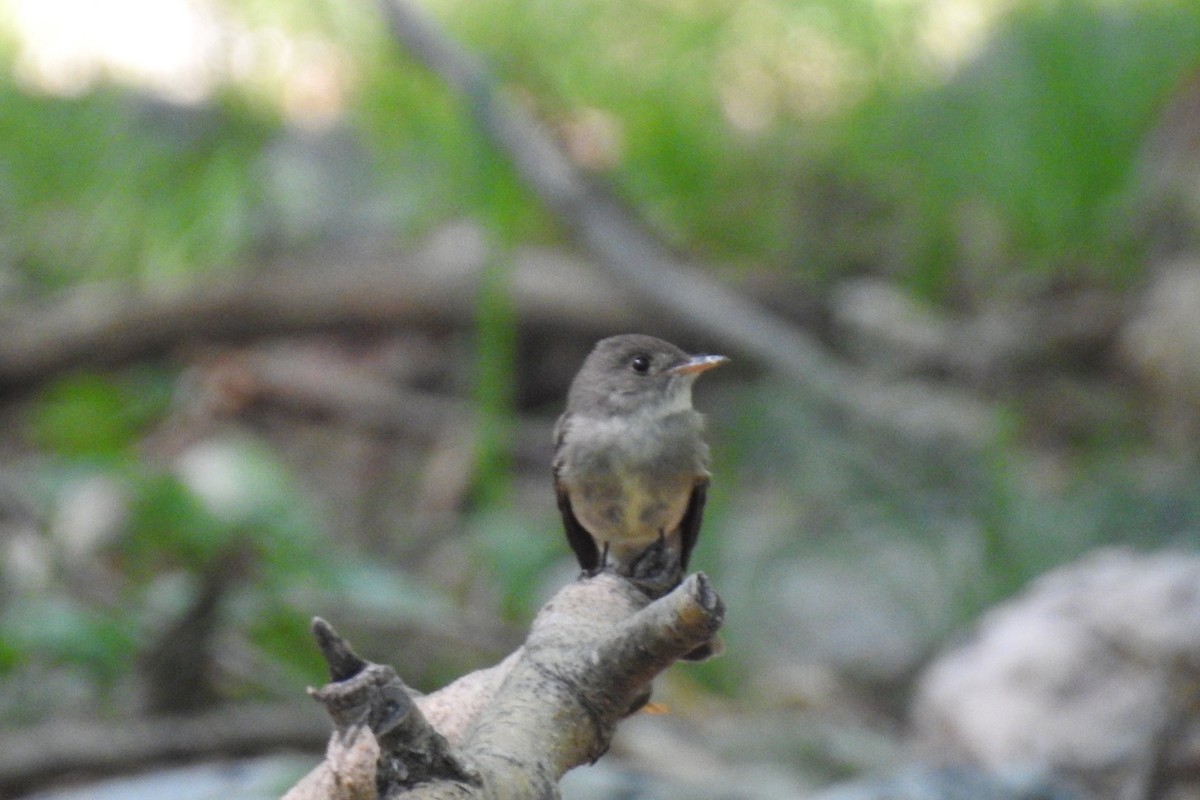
283;571;724;800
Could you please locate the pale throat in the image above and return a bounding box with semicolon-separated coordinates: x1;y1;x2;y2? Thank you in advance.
606;379;694;419
576;382;699;465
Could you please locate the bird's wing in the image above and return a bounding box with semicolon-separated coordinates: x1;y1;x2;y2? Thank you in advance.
554;470;601;572
553;413;601;572
677;477;709;571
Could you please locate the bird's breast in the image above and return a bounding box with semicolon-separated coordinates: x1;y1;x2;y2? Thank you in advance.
562;408;704;473
558;410;706;546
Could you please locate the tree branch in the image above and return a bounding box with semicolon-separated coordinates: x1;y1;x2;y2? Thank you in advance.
283;572;725;799
0;251;641;395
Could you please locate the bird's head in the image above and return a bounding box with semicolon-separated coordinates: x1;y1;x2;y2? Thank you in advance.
567;334;728;418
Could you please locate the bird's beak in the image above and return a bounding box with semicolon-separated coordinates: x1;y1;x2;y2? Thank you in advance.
667;354;730;376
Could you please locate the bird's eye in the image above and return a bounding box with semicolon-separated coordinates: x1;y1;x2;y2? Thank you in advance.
630;355;651;374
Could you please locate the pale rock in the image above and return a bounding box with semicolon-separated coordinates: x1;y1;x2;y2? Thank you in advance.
912;548;1200;798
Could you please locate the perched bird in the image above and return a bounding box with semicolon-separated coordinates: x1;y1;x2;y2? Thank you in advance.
553;334;728;580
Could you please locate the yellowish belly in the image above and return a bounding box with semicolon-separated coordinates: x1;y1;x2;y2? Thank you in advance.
571;471;693;553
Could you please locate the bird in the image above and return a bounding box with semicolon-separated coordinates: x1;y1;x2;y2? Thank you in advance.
552;334;728;582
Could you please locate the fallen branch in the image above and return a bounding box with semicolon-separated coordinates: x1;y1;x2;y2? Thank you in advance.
284;571;725;799
0;703;329;797
0;249;641;394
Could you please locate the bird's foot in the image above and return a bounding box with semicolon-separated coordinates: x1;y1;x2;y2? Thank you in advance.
627;531;682;596
580;541;612;579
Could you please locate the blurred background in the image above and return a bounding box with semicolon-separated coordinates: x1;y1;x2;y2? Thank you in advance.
2;0;1200;798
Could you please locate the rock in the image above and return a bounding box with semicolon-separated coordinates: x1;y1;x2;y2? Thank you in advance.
912;548;1200;799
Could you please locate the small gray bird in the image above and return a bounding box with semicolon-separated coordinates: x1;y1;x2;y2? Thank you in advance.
553;334;728;579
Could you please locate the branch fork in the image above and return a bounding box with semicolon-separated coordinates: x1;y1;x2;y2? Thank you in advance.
284;571;724;799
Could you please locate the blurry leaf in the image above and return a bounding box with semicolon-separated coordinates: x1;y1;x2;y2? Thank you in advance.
0;633;19;673
172;436;326;578
846;0;1200;296
175;437;300;528
245;598;328;684
469;510;562;621
471;247;518;509
327;560;459;625
124;472;233;578
0;595;136;685
0;81;273;289
29;372;169;458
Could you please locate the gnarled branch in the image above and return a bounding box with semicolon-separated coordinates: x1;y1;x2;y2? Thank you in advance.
283;572;724;799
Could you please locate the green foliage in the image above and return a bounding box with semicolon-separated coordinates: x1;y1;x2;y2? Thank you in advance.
29;370;173;459
470;246;520;508
441;0;812;256
122;472;233;578
173;0;1163;316
426;0;1200;294
352;47;547;241
244;594;330;686
469;510;564;621
3;372;343;707
1;595;136;686
840;0;1200;297
324;560;460;623
0;82;274;290
5;0;1193;298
